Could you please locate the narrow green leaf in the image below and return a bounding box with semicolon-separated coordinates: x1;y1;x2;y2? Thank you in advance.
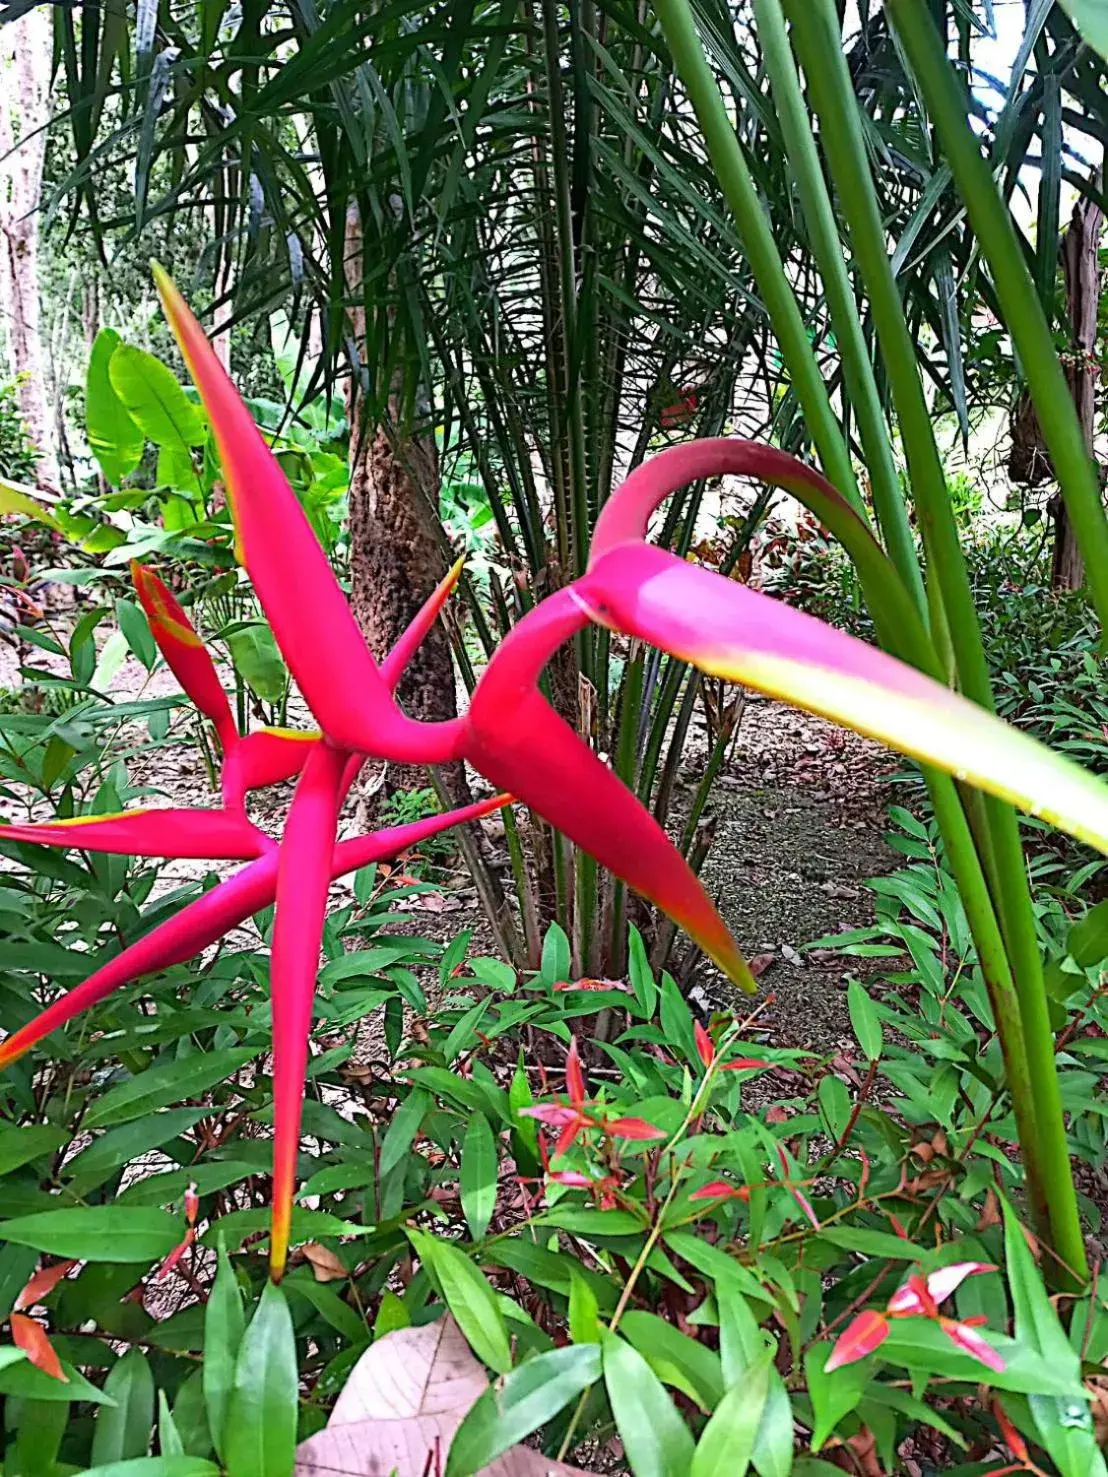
445;1344;601;1477
78;1461;219;1477
568;1268;600;1346
846;981;882;1061
602;1331;695;1477
460;1114;497;1241
0;1207;178;1264
379;1088;430;1177
203;1241;244;1462
223;1283;298;1477
409;1230;511;1374
690;1353;771;1477
85;1049;257;1128
627;925;658;1018
158;1390;185;1457
115;599;158;671
91;1349;156;1464
804;1342;868;1450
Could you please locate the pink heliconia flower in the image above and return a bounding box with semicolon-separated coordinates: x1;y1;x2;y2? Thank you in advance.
826;1259;1002;1374
11;264;1108;1290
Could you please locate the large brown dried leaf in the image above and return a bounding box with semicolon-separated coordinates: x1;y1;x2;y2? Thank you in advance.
295;1316;593;1476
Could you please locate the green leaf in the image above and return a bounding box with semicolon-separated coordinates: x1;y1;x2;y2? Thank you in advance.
172;1369;212;1458
91;1349;156;1464
0;1357;115;1403
159;1390;185;1457
0;1125;68;1177
620;1311;723;1411
627;925;658;1019
804;1342;868;1450
568;1268;600;1346
690;1353;771;1477
225;626;287;705
108;344;206;452
846;981;882;1060
445;1344;601;1477
0;477;62;530
540;922;571;984
15;1396;68;1477
408;1229;511;1374
602;1331;695;1477
78;1461;220;1477
85;1049;257;1127
203;1240;244;1462
1002;1201;1078;1375
460;1114;497;1241
65;1109;210;1192
223;1282;298;1477
0;1207;179;1264
752;1366;795;1477
1068;898;1108;968
718;1278;767;1385
115;599;158;671
86;329;145;484
1059;0;1108;63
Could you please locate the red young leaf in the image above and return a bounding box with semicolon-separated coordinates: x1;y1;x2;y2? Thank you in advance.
15;1260;77;1312
10;1313;67;1382
690;1179;749;1202
694;1020;714;1068
993;1399;1030;1462
942;1318;1006;1373
825;1309;890;1371
719;1056;771;1072
518;1105;579;1128
565;1038;586;1107
603;1116;666;1141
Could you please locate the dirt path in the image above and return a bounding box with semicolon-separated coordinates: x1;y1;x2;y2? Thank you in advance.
700;694;896;1053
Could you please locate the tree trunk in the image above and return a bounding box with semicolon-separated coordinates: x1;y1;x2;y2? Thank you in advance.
343;205;461;787
1052;192;1103;591
0;8;58;487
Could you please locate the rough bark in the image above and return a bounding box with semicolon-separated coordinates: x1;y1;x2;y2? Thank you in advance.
1053;192;1104;591
343;205;461;789
0;8;58;487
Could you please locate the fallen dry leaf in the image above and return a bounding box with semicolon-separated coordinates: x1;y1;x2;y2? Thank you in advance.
295;1315;593;1476
302;1243;349;1283
748;953;777;978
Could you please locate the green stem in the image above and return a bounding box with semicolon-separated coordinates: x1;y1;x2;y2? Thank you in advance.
652;0;866;514
888;0;1108;642
752;0;926;616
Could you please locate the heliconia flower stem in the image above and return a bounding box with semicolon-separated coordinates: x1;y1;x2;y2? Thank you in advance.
268;743;346;1281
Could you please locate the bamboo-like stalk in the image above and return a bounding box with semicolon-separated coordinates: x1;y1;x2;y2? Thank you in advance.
751;0;925;617
786;0;1087;1282
887;0;1108;641
654;0;1085;1274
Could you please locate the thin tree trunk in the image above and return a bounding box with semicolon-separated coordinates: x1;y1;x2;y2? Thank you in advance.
1052;192;1103;590
0;7;58;487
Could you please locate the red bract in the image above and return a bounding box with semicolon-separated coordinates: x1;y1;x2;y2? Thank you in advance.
942;1316;1007;1373
10;1312;66;1382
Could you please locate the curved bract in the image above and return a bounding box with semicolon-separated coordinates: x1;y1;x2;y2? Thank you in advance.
0;808;271;860
463;590;755;992
577;543;1108;854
